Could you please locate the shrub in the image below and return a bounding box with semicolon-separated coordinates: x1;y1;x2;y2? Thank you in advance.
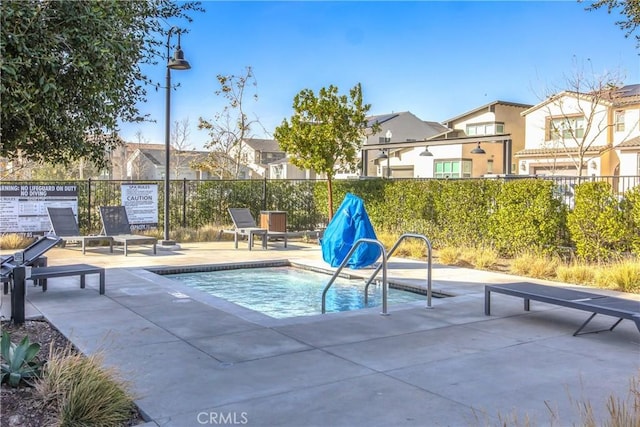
568;182;627;262
488;179;563;257
36;347;135;426
621;186;640;257
0;331;43;387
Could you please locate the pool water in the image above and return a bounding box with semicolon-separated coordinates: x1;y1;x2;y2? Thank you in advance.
167;267;425;318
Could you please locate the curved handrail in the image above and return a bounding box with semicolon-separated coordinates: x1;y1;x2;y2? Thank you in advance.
363;233;433;308
321;238;388;315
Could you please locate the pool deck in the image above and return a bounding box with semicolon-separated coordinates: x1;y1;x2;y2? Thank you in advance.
2;240;639;426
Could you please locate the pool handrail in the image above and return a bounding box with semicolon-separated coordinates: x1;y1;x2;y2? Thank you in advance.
363;233;433;308
321;238;388;315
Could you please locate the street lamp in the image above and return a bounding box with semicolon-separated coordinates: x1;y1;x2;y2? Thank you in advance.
162;28;191;246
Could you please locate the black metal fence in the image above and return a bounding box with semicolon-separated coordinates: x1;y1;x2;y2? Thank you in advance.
2;175;639;236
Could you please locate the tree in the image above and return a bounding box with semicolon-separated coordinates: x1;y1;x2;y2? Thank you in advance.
171;117;193;178
583;0;640;48
274;83;377;219
536;67;629;177
198;66;265;178
1;0;203;168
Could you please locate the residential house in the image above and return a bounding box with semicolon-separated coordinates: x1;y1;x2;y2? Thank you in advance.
363;111;450;178
361;102;532;178
516;84;640;179
229;138;286;179
125;144;213;180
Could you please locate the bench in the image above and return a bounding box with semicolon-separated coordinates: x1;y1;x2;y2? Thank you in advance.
29;264;105;295
485;282;640;336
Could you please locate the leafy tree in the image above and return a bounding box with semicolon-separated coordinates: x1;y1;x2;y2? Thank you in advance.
274;83;377;219
1;0;203;169
583;0;640;48
198;66;265;178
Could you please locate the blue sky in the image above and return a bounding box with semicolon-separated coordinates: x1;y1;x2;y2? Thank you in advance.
118;1;639;150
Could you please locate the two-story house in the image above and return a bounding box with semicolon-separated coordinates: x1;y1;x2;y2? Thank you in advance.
361;101;531;178
229;138;286;178
516;84;640;178
125;145;213;180
363;111;450;178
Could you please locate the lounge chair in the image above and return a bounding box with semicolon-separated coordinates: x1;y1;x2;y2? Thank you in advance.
485;282;640;336
99;206;157;256
222;208;268;250
47;207;113;254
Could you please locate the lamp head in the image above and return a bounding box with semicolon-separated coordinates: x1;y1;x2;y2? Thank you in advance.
419;147;433;157
168;47;191;70
471;142;486;154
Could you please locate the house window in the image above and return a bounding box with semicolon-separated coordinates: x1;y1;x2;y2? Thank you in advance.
434;160;472;178
548;116;585;140
466;122;505;136
487;159;494;174
615;110;625;132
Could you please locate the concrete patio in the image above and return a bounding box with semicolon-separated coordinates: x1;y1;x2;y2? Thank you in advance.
1;239;639;426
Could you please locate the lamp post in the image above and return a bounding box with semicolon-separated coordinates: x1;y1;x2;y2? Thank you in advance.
385;129;392;178
162;28;191;246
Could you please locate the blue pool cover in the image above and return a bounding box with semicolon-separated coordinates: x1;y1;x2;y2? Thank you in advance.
321;193;381;269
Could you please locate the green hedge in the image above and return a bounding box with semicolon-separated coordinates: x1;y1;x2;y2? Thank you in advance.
488;179;563;256
567;181;627;261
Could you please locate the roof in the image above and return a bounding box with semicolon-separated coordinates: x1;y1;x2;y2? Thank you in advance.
242;138;283;152
442;100;534;124
423;121;451;138
515;145;609;157
521;83;640;115
366;113;400;128
137;148;210;167
616;136;640;149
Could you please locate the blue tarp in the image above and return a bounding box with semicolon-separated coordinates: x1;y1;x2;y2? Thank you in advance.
321;193;381;269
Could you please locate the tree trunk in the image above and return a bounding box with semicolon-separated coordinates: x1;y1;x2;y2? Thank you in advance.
327;177;334;221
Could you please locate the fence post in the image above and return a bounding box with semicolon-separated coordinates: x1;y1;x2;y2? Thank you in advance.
182;178;187;228
87;178;92;234
262;177;267;211
11;266;26;325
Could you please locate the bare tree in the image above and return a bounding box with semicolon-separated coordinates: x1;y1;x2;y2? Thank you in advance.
171;117;193;178
129;131;150;180
198;66;266;178
535;65;629;177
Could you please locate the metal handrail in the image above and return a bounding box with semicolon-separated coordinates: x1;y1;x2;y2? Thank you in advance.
321;238;389;315
363;233;433;308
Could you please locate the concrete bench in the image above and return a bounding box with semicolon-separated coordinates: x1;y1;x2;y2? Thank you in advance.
29;264;105;295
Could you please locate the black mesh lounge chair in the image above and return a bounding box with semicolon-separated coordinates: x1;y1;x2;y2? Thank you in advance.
1;235;61;292
222;208;267;250
99;206;157;256
47;207;113;254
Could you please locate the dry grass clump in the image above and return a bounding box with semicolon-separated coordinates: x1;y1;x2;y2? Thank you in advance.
460;247;498;270
594;261;640;293
556;263;596;285
0;234;35;250
510;252;560;279
478;372;640;426
436;246;461;265
36;346;135;426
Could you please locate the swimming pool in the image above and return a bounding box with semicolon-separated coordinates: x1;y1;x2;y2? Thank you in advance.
167;266;425;318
